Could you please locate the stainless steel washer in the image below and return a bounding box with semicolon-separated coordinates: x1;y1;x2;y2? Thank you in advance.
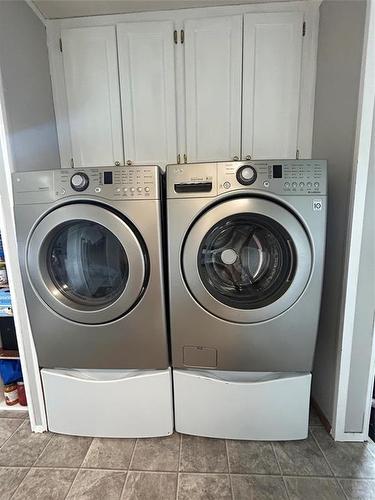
13;166;169;369
167;160;327;372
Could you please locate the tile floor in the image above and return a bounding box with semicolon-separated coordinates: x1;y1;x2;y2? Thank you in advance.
0;409;375;499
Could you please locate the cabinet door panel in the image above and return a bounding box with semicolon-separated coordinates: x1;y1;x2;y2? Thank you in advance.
184;16;242;162
242;12;303;159
117;21;177;167
61;26;123;167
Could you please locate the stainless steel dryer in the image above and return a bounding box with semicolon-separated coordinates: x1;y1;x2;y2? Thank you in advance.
13;166;168;369
167;160;327;372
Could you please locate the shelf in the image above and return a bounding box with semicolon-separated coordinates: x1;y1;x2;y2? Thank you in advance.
0;349;19;360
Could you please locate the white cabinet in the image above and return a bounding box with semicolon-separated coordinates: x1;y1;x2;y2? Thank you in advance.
117;21;177;167
50;5;318;168
183;16;242;162
242;12;303;160
61;26;123;167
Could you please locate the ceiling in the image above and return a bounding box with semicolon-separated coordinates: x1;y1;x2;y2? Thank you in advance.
32;0;286;19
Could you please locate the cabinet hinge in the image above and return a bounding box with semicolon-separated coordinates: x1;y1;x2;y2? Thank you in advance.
302;21;306;37
70;158;74;168
173;30;178;44
184;153;187;164
181;29;185;44
296;149;300;160
177;154;181;164
59;38;63;52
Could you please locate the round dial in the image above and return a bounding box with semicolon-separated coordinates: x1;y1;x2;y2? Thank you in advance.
70;172;89;192
236;165;257;186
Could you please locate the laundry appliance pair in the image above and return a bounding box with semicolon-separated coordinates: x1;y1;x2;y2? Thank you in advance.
13;160;327;440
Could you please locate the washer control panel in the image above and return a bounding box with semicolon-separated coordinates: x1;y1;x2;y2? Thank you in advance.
54;166;159;200
167;160;327;198
218;160;327;196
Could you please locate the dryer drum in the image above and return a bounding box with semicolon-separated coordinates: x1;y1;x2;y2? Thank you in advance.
47;220;129;308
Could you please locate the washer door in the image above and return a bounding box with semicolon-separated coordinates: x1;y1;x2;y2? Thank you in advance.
182;197;312;323
27;204;147;324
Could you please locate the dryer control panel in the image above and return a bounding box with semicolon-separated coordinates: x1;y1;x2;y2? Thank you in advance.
13;166;160;204
167;160;327;198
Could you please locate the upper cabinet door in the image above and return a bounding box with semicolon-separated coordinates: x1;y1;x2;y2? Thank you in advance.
184;16;242;163
61;26;124;167
242;12;303;160
117;21;177;167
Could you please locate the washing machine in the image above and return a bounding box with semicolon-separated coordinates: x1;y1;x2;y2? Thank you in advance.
167;160;327;440
13;166;173;437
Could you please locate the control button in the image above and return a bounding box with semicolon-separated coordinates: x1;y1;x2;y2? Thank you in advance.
299;182;305;188
115;188;121;193
123;187;128;192
292;182;297;188
137;187;142;192
314;182;320;188
70;172;89;192
307;182;312;188
263;181;270;188
60;188;66;195
95;187;101;193
223;181;231;189
145;187;150;193
130;187;135;193
284;182;290;188
236;165;257;186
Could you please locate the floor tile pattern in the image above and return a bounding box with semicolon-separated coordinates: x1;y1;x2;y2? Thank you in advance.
0;408;375;499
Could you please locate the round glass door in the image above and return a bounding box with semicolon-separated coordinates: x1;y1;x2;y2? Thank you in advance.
27;204;147;324
198;213;295;310
47;221;129;307
182;197;312;323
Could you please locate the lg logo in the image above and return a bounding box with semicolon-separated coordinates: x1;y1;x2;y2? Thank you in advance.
313;199;323;211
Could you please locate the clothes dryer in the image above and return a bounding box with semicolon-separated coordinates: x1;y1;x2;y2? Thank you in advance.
13;166;172;437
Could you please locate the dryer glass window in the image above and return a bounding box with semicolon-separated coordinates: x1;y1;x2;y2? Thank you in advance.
198;213;296;309
47;221;128;307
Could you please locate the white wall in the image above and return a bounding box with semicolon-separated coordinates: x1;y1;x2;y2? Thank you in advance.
0;0;60;172
312;0;366;423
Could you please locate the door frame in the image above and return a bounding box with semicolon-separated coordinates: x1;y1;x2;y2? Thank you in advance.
331;0;375;442
0;67;47;432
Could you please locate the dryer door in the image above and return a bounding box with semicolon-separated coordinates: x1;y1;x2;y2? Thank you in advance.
183;197;312;323
27;203;147;324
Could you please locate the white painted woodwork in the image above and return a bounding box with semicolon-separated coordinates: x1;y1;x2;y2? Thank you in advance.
61;26;124;167
183;15;242;162
242;12;303;160
117;21;177;167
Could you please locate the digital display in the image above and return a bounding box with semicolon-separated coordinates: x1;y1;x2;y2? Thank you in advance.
103;171;113;184
273;165;283;179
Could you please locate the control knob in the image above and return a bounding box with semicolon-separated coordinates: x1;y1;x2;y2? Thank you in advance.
70;172;89;192
236;165;257;186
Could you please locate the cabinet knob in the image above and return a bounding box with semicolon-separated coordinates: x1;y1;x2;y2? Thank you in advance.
114;161;120;166
126;160;133;166
233;155;239;161
245;155;252;160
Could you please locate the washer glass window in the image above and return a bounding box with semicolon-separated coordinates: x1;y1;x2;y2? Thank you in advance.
198;213;296;309
47;221;128;307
